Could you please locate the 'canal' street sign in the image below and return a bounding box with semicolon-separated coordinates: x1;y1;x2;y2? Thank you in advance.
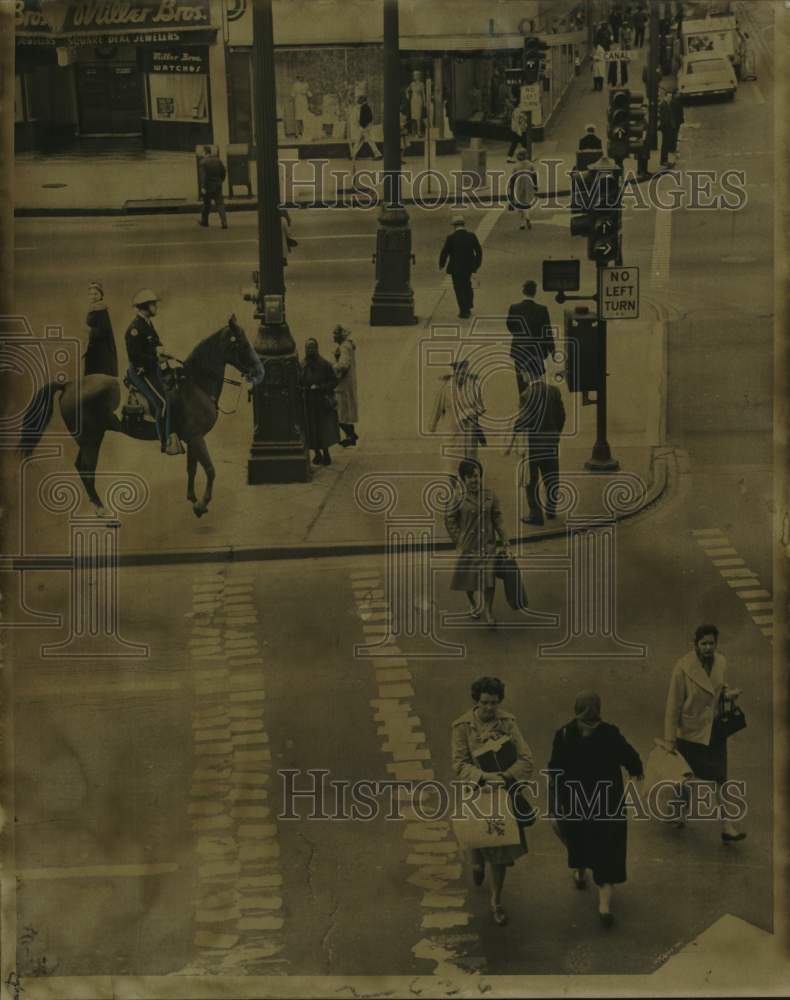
599;265;639;320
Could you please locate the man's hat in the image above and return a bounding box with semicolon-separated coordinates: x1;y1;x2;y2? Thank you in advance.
585;123;597;132
451;214;465;226
132;288;159;307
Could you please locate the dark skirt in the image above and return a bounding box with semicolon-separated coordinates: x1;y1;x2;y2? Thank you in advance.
676;735;728;785
559;817;628;886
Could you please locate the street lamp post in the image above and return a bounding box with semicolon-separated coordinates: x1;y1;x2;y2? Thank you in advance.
369;0;417;326
247;0;309;485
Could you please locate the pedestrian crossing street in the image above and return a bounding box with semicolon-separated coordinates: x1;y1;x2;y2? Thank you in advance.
691;528;774;644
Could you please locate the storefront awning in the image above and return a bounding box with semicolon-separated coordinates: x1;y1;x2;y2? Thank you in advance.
400;28;586;52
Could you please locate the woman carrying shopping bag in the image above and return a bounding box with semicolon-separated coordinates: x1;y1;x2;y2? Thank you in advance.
445;460;508;627
663;624;746;842
451;676;535;927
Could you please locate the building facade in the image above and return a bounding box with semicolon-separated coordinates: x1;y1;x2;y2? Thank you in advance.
14;0;222;152
14;0;592;156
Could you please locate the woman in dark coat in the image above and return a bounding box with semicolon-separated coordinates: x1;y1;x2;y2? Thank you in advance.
83;282;118;377
548;691;643;927
301;337;340;466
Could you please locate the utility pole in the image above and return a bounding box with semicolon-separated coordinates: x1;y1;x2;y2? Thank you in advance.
0;0;12;319
647;0;661;153
246;0;310;484
370;0;417;326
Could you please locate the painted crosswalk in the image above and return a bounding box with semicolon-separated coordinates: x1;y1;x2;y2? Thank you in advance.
691;529;773;641
184;572;286;974
349;566;485;983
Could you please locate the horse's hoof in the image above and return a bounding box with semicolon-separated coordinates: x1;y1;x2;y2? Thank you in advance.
193;503;207;518
187;494;197;504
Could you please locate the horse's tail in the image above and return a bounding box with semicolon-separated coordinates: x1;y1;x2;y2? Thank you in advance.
19;381;67;456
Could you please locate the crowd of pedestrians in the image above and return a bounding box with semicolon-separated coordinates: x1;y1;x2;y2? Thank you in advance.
451;624;747;929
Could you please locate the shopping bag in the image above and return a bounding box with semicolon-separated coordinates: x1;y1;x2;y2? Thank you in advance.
494;553;528;610
451;786;521;850
473;736;537;828
645;742;693;823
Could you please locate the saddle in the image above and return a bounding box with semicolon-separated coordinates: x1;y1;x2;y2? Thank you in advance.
121;366;184;442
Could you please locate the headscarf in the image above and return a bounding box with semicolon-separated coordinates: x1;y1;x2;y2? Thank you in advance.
333;325;351;343
574;690;602;724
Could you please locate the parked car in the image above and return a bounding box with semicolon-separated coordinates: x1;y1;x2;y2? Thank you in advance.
677;53;738;100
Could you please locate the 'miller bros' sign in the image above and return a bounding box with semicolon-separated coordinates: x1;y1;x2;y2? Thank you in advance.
63;0;210;30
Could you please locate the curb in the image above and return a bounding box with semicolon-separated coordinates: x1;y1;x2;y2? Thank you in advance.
10;451;671;570
13;172;665;219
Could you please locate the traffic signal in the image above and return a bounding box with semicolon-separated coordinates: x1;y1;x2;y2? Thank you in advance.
587;168;622;265
608;88;648;160
523;36;548;85
564;307;602;393
607;89;631;162
627;97;648;154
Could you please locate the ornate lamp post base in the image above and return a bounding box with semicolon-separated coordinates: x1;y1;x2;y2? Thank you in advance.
247;317;310;485
370;206;418;326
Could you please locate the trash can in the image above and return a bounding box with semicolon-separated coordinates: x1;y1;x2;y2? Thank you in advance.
195;143;218;200
227;143;252;198
460;139;487;188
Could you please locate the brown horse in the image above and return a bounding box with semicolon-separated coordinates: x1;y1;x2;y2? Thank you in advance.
20;315;264;518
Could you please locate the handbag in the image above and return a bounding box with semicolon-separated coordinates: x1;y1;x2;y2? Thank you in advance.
712;693;747;741
451;786;521;850
494;552;528;611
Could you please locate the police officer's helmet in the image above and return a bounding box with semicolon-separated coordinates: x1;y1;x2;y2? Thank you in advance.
132;288;159;308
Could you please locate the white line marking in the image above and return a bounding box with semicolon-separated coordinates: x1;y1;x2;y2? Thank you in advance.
712;558;745;567
740;589;772;599
752;615;773;625
746;602;773;611
692;528;725;537
94;257;373;271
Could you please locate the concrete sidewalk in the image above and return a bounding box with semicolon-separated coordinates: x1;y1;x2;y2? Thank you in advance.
15;46;669;216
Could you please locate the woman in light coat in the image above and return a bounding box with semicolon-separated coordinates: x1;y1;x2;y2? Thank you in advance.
592;45;606;91
332;325;358;446
452;675;534;927
445;460;508;626
664;623;745;842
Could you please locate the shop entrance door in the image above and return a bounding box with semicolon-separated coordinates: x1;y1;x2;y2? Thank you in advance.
78;64;144;136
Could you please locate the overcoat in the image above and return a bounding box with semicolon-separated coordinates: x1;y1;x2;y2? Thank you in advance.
548;720;643;886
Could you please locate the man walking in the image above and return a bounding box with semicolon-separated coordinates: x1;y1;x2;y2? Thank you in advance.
439;215;482;319
198;146;228;229
349;95;383;160
506;280;555;396
633;7;646;47
507;376;566;526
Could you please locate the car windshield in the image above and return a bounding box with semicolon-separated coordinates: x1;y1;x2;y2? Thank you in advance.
687;59;727;73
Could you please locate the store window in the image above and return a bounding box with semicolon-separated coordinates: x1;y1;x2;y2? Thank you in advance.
142;47;209;123
450;51;522;128
226;46;383;147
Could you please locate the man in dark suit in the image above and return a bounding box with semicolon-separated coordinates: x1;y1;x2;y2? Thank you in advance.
579;125;603;152
506;280;555;396
198;146;228;229
439;215;483;319
516;376;566;526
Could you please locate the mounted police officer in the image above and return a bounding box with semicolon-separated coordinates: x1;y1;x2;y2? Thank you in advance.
125;289;183;456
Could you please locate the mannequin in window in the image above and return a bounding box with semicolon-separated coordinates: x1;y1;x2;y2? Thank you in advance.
408;69;426;137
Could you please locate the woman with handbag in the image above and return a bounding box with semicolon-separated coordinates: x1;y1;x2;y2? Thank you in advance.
663;624;746;843
445;460;508;627
451;676;534;927
301;338;340;466
548;691;643;928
